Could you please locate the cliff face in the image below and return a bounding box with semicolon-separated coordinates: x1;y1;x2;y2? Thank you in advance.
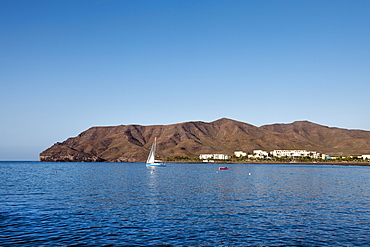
40;118;370;162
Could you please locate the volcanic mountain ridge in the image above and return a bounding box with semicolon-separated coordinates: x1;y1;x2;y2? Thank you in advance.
40;118;370;162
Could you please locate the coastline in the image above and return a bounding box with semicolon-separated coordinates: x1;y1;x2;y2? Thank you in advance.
166;160;370;166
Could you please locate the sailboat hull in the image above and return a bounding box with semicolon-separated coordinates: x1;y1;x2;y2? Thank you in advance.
146;163;166;167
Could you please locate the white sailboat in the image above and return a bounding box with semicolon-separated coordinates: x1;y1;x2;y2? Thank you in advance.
146;137;166;167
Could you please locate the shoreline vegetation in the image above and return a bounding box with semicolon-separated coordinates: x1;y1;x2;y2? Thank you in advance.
163;156;370;166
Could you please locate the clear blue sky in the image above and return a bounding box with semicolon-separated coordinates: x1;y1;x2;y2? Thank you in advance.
1;0;369;160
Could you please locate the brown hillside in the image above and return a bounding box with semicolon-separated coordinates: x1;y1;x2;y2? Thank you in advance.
40;118;370;162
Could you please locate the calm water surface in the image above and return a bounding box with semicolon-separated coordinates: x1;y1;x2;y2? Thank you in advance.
1;162;370;246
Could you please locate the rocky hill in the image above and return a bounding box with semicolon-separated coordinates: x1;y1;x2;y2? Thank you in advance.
40;118;370;162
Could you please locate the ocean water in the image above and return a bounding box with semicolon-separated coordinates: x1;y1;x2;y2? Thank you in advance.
1;161;370;246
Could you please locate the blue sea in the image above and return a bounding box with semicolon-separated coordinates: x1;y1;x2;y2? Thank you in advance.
1;161;370;246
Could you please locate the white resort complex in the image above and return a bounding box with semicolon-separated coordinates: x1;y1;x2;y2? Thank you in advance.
270;150;322;159
199;149;370;161
199;154;232;161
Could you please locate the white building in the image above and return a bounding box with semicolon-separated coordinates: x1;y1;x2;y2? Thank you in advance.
199;154;231;160
270;150;321;159
362;155;370;160
199;154;214;160
248;150;269;159
234;151;247;157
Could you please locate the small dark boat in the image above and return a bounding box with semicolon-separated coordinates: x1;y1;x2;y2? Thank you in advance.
219;167;228;170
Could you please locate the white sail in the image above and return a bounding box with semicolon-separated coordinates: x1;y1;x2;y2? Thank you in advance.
146;138;156;164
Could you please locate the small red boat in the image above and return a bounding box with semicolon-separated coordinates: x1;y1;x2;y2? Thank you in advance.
219;167;228;170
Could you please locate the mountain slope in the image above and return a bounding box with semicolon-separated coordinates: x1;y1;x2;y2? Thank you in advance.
40;118;370;162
